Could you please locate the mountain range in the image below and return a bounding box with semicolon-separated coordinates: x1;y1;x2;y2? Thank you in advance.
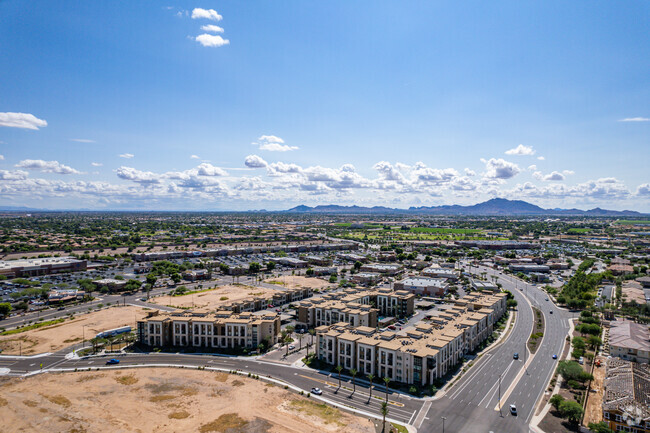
286;198;646;216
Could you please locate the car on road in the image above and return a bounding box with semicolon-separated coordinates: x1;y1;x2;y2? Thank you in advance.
510;404;517;416
513;353;519;360
545;298;549;301
106;358;120;365
311;387;322;395
552;354;557;360
288;345;295;350
549;310;553;314
57;306;65;310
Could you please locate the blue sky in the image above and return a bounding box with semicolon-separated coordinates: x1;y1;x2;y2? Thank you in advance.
1;1;648;211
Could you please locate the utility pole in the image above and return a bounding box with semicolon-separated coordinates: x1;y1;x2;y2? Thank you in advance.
441;416;446;433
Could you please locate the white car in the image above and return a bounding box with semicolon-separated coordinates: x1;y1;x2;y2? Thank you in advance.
289;345;295;350
510;404;517;416
311;387;322;395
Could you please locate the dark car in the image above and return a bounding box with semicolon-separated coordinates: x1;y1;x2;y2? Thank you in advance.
106;358;120;365
513;353;519;360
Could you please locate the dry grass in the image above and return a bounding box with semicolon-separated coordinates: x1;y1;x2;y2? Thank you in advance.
22;400;38;407
150;395;177;403
231;380;244;387
42;394;72;408
0;397;7;407
199;413;248;433
168;410;190;419
213;372;228;382
288;399;344;426
76;373;105;383
115;374;139;385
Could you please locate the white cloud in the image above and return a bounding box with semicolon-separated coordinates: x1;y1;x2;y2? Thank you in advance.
0;112;47;130
255;135;298;152
0;155;4;160
637;184;650;196
15;159;81;175
200;24;224;33
190;154;200;159
0;169;28;180
481;158;521;180
195;163;228;177
91;162;103;167
244;155;268;168
464;168;476;176
505;144;535;156
70;138;95;143
538;171;565;181
562;170;575;176
191;8;222;21
619;117;650;122
195;34;230;48
537;156;545;161
528;165;537;171
119;153;134;159
116;166;161;184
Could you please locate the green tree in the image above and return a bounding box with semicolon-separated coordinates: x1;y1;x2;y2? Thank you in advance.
266;261;276;271
367;374;374;400
587;335;602;350
559;400;584;424
381;402;389;433
350;368;357;393
248;262;261;273
335;365;343;391
549;394;565;411
171;273;181;285
0;302;12;317
383;377;391;402
353;261;362;270
587;422;615;433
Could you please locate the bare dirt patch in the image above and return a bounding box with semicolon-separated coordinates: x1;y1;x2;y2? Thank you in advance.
583;355;606;426
150;284;276;310
0;305;149;355
264;275;333;290
114;374;138;385
0;369;372;432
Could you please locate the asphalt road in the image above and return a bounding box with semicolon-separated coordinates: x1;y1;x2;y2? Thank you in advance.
1;264;574;432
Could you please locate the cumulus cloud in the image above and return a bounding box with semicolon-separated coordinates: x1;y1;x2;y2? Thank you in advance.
70;138;95;143
619;117;650;122
91;162;103;167
255;135;298;152
195;163;227;177
116;166;161;184
637;184;650;196
481;158;521;179
464;168;476;176
195;34;230;47
190;154;200;159
244;155;268;168
191;8;222;21
0;169;28;180
533;171;565;181
528;165;537;171
0;155;4;160
505;144;535;156
537;156;545;161
0;112;47;130
15;159;81;175
200;24;224;33
119;153;134;159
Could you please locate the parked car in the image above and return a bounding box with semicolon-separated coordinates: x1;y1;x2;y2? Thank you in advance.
311;387;322;395
106;358;120;365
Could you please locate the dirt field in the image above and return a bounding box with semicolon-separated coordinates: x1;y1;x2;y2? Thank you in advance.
622;282;646;305
0;306;148;355
263;276;333;290
583;355;606;426
0;368;374;433
149;285;277;310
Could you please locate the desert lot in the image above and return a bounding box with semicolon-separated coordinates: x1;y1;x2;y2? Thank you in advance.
0;306;149;355
150;285;277;310
0;368;373;433
263;275;333;290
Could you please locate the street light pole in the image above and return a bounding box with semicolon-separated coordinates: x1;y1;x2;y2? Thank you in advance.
441;416;446;433
498;373;502;416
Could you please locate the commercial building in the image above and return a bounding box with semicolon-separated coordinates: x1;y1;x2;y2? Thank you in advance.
137;310;281;350
508;264;550;273
421;266;459;281
351;272;382;285
394;277;448;297
0;257;87;278
609;320;650;364
183;269;211;281
602;358;649;433
360;263;403;275
276;257;309;268
92;278;127;291
471;280;499;292
455;240;538;250
315;292;507;386
305;255;333;266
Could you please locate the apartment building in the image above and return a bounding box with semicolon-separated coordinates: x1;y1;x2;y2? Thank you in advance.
602;358;649;433
315;292;507;387
228;287;312;313
137;311;281;350
298;298;378;328
609;320;650;364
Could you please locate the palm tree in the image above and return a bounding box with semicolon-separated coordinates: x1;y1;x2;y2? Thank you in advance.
367;374;375;401
285;325;295;356
381;402;389;433
335;365;343;392
298;332;303;351
383;377;391;402
350;368;357;395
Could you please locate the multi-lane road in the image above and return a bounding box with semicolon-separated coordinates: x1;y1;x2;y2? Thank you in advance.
0;264;574;432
